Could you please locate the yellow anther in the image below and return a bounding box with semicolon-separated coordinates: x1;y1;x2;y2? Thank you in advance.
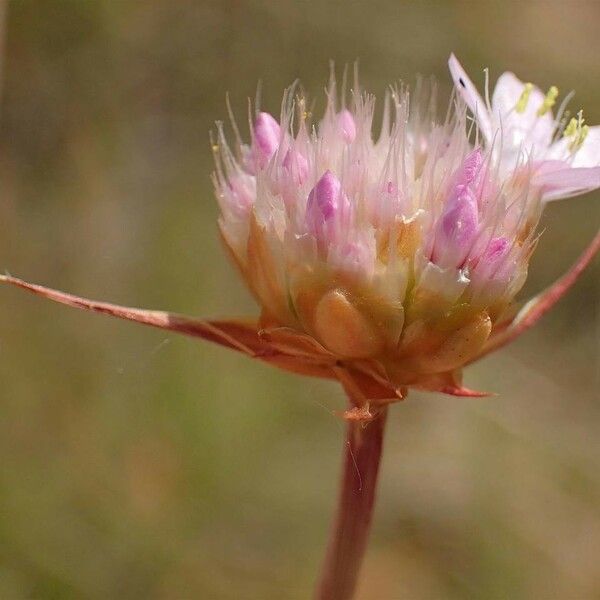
571;124;590;152
537;86;559;116
212;144;220;152
515;83;534;113
564;117;578;138
564;110;589;152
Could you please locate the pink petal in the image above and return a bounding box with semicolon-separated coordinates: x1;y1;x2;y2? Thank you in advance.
533;164;600;201
471;236;514;284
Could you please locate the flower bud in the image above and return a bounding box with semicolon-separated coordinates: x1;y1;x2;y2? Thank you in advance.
337;109;357;143
252;112;281;169
479;237;510;270
219;172;255;218
471;236;516;283
282;148;309;185
306;171;350;249
431;150;484;268
433;186;479;268
458;148;483;184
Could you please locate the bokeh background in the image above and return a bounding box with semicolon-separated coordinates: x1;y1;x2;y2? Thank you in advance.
0;1;599;598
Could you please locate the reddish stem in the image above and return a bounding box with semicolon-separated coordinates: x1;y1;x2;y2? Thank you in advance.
315;407;388;600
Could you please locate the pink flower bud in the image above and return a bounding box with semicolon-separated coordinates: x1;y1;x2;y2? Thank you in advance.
474;236;513;282
306;171;350;248
220;173;256;218
458;148;483;184
252;112;281;169
433;186;479;268
337;109;357;143
282;148;309;185
432;151;484;268
308;170;341;220
482;237;510;264
456;148;498;213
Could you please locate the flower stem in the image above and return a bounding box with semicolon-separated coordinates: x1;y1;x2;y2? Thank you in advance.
315;406;388;600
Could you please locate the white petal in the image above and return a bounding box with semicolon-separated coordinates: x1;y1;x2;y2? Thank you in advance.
492;73;544;123
492;72;554;159
547;125;600;168
448;54;492;142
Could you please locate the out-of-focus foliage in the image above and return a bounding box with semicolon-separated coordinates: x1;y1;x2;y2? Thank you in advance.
0;1;598;598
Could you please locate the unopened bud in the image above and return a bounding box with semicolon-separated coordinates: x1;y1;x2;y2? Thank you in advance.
252;112;281;169
337;109;357;143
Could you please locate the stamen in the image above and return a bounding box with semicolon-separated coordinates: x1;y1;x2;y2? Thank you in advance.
537;86;559;116
564;110;589;152
563;117;578;138
515;83;533;113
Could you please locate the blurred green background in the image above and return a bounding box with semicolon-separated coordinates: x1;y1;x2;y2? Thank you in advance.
0;1;599;598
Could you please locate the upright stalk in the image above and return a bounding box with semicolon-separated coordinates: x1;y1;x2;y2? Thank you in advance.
315;406;388;600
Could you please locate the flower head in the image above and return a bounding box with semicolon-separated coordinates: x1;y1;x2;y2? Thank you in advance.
211;63;595;391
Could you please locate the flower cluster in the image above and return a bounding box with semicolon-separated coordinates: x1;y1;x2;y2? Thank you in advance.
212;56;600;390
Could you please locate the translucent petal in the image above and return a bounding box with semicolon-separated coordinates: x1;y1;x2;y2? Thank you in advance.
448;54;492;142
546;125;600;168
491;72;554;162
534;164;600;201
